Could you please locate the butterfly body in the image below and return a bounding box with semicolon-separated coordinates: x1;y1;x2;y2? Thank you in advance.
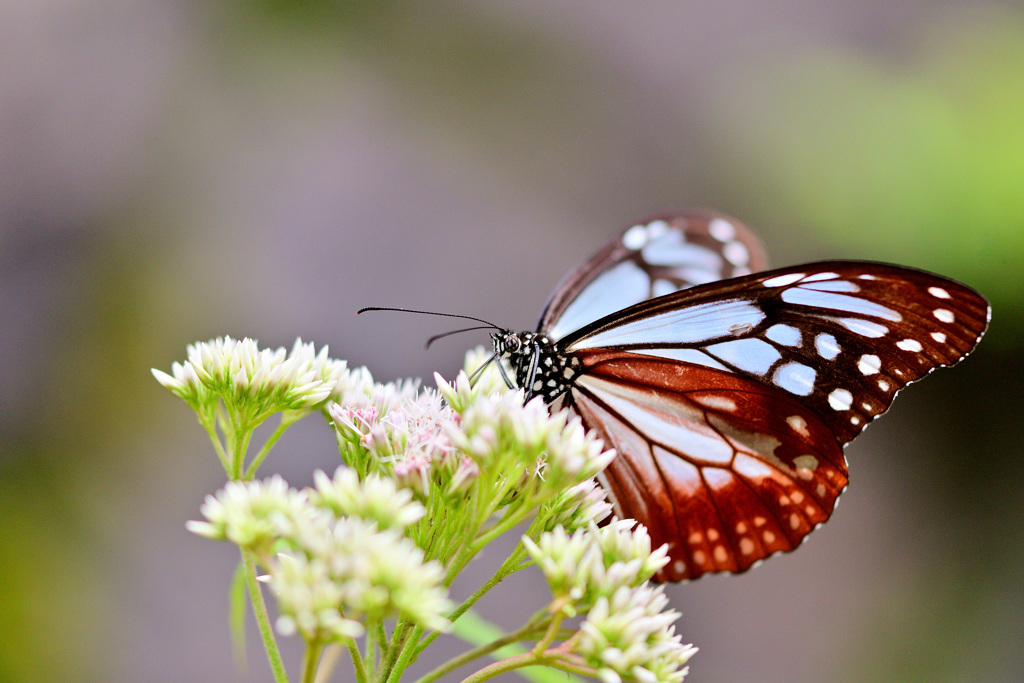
486;211;989;582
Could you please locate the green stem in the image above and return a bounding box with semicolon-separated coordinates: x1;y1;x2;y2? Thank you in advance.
413;619;548;683
416;548;530;656
200;414;231;473
241;548;289;683
313;644;344;683
457;652;542;683
531;614;564;656
244;418;294;480
375;621;389;667
346;638;369;683
229;419;254;480
379;619;412;683
301;641;323;683
385;623;425;683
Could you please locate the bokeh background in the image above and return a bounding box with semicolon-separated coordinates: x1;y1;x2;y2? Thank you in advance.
2;1;1022;681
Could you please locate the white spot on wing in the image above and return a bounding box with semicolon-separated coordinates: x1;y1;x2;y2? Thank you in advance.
801;272;838;282
570;299;766;350
652;279;676;297
622;225;647;250
708;218;736;242
707;338;782;374
928;286;951;299
815;333;841;360
931;331;947;343
858;354;881;375
724;241;749;267
786;415;809;436
642;233;723;268
646;219;669;239
763;272;806;287
934;308;955;323
782;288;902;320
828;388;853;411
693;395;738;412
800;280;860;292
897;339;923;352
840;318;888;338
766;324;801;347
774;362;816;396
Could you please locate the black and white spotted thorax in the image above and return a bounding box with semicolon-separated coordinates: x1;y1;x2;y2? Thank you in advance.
490;331;583;403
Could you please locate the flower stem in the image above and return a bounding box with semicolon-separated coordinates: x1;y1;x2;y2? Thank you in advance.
301;641;323;683
229;420;254;480
456;652;542;683
379;618;412;683
200;414;230;473
313;644;344;683
413;619;548;683
346;638;369;683
241;548;289;683
385;623;425;683
416;548;529;656
244;418;293;480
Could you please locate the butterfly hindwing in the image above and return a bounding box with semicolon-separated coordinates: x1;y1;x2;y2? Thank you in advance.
569;350;848;582
539;211;768;341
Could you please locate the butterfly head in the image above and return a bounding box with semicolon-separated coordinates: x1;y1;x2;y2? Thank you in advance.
490;330;525;359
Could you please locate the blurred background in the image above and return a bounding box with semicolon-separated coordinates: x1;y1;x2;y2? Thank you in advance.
1;1;1022;681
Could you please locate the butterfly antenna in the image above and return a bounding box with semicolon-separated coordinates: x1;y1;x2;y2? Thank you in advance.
357;306;502;330
425;325;498;350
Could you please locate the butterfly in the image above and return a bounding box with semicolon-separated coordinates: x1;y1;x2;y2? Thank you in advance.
481;210;990;582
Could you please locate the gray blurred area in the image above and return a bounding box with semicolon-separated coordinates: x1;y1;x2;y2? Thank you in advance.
1;1;1022;681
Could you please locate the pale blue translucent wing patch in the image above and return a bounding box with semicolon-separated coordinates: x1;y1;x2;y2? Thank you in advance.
539;211;768;340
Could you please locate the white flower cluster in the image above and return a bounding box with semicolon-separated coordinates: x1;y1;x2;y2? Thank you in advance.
152;336;345;420
328;358;616;519
438;371;616;502
577;584;697;683
523;520;668;610
524;521;695;683
187;469;452;641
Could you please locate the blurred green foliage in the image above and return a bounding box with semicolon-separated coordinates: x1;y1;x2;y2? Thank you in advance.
707;8;1024;346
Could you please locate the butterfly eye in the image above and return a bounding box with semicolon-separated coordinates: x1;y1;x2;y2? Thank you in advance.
504;334;522;354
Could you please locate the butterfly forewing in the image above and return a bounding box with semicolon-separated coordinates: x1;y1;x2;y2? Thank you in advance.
562;262;990;446
538;211;768;341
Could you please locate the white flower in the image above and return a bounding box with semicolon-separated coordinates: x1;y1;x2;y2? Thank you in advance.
271;553;364;642
576;584;696;683
541;478;613;532
155;336;339;419
293;517;452;631
309;468;425;531
186;475;310;552
151;359;212;409
523;521;670;611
